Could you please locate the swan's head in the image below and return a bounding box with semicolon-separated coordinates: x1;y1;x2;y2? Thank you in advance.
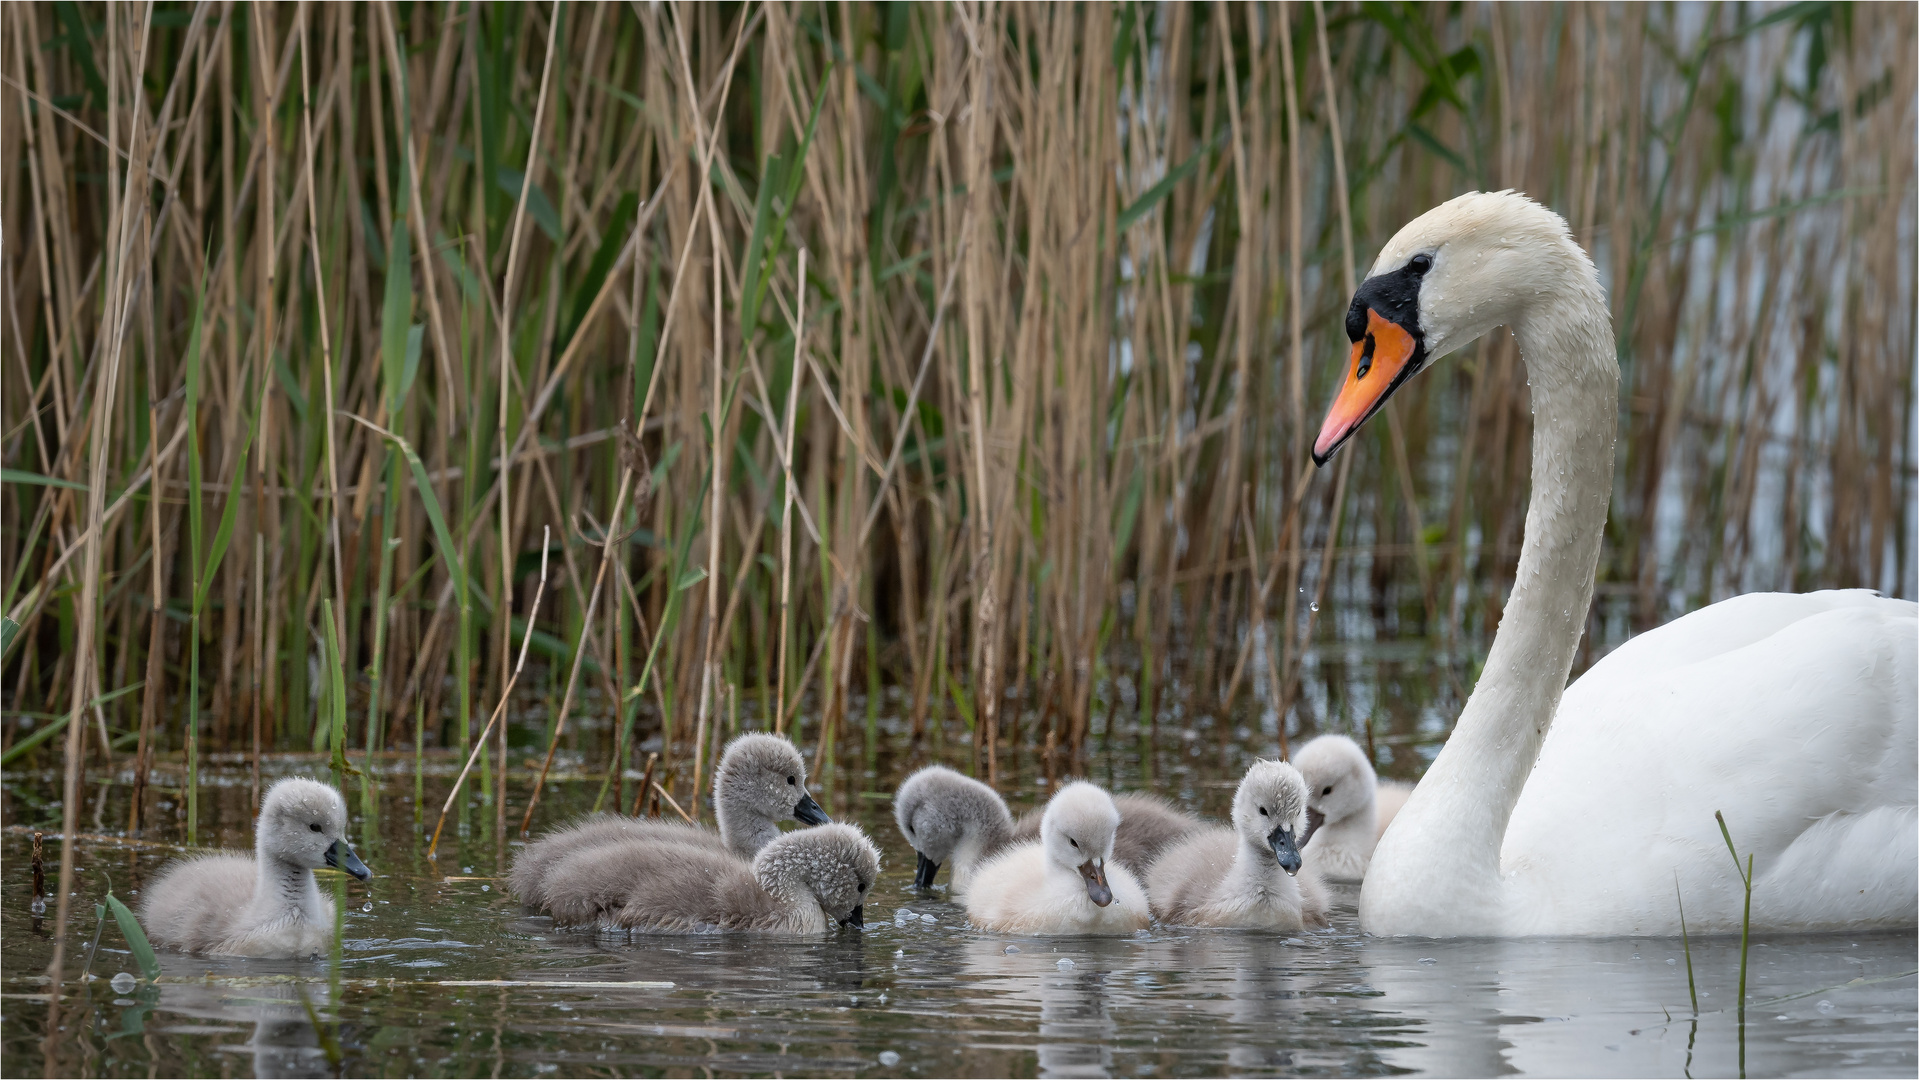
1292;734;1377;838
893;764;1013;889
753;823;880;928
258;778;370;879
1231;760;1310;876
715;733;832;837
1039;782;1121;907
1315;190;1603;464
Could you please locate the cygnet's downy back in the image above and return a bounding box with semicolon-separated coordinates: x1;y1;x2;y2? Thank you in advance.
142;777;371;957
893;764;1016;891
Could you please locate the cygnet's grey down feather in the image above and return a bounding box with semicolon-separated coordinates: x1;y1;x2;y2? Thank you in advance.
511;732;828;910
537;823;881;934
1147;760;1329;929
1010;791;1198;874
140;777;372;958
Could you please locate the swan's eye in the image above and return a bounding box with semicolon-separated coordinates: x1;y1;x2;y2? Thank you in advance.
1322;786;1333;796
787;775;797;785
1409;253;1432;274
309;823;322;833
1258;807;1268;817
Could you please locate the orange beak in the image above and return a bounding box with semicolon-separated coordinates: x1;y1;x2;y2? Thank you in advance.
1313;308;1423;465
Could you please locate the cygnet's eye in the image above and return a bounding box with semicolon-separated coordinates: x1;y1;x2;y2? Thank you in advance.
858;882;868;893
1409;253;1432;274
1069;838;1079;849
309;823;322;833
1322;786;1334;796
787;775;797;785
1258;807;1268;817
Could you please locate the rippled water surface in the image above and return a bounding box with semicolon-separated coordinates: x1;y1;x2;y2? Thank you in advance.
3;765;1913;1079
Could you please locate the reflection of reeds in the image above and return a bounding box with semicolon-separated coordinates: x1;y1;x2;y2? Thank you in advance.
2;6;1912;852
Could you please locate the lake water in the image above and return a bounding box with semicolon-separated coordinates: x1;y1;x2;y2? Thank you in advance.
3;748;1913;1079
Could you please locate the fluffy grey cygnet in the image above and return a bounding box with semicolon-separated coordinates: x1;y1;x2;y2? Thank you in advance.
1009;790;1199;875
510;732;829;909
1293;734;1411;882
893;764;1019;893
963;782;1151;935
538;822;881;933
1146;760;1330;929
140;777;371;958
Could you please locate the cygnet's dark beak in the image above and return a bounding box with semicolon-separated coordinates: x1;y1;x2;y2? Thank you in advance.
839;905;864;928
793;791;832;826
1077;858;1113;907
913;851;941;890
1268;824;1302;876
1302;807;1326;846
325;839;372;881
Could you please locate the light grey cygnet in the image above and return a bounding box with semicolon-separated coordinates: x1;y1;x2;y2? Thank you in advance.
1146;759;1330;929
510;732;829;909
539;822;881;933
140;777;372;958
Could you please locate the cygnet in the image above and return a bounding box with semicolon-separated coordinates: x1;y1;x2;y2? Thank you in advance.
963;782;1151;935
510;732;829;909
1146;759;1330;929
1010;790;1200;876
893;764;1018;893
140;777;372;958
537;822;880;933
1293;733;1411;882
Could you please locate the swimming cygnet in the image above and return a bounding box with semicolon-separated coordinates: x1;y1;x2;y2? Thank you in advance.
1293;733;1412;882
893;764;1019;893
140;777;372;958
963;782;1151;935
1010;790;1200;876
1146;760;1330;929
537;822;880;933
510;732;830;909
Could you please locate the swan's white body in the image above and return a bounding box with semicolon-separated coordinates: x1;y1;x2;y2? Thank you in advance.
1324;191;1918;938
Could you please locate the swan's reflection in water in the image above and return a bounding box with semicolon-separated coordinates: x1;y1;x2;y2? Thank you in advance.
962;939;1118;1077
150;978;331;1079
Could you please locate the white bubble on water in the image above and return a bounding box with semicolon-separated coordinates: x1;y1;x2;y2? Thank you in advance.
1817;999;1836;1013
1057;958;1075;970
879;1051;902;1067
110;972;137;994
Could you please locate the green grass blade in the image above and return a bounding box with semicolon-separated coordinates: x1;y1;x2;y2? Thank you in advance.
194;403;257;615
1;469;89;491
1118;132;1223;232
105;893;161;981
0;615;17;659
323;599;349;783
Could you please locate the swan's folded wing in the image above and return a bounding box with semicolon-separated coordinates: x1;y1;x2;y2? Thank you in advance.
141;854;257;952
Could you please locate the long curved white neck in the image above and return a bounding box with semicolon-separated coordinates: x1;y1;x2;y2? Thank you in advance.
1361;283;1618;935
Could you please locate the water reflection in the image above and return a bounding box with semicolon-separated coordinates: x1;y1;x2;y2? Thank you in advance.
147;974;331;1079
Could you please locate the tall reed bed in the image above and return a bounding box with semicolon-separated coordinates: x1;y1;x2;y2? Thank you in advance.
2;1;1912;853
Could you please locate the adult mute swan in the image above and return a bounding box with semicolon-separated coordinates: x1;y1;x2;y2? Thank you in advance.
141;778;372;957
1314;190;1917;937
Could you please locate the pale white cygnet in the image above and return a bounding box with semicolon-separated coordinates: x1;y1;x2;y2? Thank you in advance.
1294;733;1411;882
141;777;371;958
537;822;881;934
510;732;830;909
893;764;1018;894
964;781;1151;935
1146;760;1330;929
1009;791;1200;876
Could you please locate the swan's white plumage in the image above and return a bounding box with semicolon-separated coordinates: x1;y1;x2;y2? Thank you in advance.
1339;190;1918;937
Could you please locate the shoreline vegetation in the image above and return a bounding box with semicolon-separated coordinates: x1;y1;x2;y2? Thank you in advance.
2;0;1913;1008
